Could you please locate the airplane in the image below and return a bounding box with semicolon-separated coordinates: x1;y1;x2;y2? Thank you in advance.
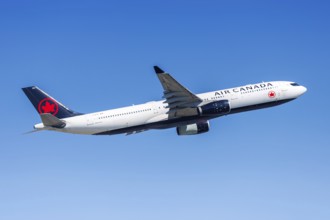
22;66;307;136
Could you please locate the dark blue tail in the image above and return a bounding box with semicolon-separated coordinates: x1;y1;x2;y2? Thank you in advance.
22;86;82;119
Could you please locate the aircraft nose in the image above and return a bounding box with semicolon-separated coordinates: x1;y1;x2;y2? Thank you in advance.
298;86;307;96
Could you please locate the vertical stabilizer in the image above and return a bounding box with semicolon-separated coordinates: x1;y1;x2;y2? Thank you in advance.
22;86;82;119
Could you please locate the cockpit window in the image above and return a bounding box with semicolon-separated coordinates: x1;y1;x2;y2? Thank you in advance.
290;83;300;86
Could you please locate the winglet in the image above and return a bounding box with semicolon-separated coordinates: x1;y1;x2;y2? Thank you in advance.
153;66;165;74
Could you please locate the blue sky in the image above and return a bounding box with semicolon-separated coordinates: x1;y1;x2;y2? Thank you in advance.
1;0;330;219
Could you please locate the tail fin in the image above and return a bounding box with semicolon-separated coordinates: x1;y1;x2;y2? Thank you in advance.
22;86;82;119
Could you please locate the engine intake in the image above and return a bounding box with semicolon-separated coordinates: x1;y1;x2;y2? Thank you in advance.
176;121;210;135
198;100;230;116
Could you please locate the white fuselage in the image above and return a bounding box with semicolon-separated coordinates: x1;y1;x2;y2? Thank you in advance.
34;81;307;135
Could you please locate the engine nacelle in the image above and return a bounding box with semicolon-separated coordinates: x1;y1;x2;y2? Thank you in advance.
198;100;230;116
176;121;210;135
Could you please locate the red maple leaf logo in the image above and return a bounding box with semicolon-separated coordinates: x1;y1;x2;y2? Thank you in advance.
38;98;59;115
268;91;276;98
42;101;55;113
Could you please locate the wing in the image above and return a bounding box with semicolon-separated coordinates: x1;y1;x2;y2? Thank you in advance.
125;129;148;135
154;66;202;118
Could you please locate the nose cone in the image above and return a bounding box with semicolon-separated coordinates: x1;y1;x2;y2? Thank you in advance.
298;86;307;96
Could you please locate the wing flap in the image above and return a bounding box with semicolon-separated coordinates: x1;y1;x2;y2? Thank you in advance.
154;66;202;118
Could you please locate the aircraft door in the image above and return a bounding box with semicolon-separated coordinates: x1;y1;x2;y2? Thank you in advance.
153;102;159;115
230;91;240;106
86;113;101;126
270;88;281;101
86;115;95;126
276;90;281;100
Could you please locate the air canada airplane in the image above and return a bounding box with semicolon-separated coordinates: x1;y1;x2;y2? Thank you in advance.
22;66;307;136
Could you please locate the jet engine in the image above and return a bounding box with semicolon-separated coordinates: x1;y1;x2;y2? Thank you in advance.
198;100;230;116
176;121;210;135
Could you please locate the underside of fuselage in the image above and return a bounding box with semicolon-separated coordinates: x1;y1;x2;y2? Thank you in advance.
93;98;296;135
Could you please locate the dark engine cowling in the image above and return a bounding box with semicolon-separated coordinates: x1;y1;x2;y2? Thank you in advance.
176;121;210;135
198;100;230;116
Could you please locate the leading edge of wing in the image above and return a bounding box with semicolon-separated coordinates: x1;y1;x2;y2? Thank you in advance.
153;66;202;117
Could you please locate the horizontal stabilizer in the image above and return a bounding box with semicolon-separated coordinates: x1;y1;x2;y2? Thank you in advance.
22;129;44;135
40;113;66;128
